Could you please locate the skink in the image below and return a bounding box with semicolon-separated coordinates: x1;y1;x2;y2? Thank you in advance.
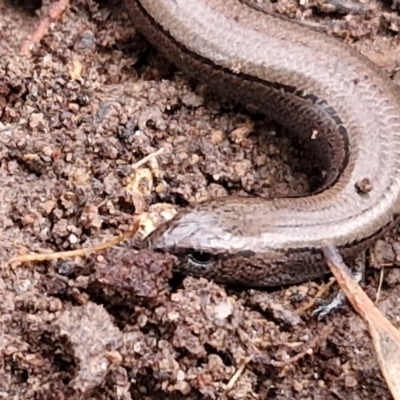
123;0;400;287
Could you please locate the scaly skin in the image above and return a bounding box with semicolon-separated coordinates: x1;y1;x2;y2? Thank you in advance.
123;0;400;287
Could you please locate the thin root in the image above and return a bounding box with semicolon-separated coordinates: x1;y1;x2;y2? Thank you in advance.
9;220;140;265
21;0;70;56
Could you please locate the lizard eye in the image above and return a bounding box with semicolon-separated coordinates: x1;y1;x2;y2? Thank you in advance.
188;251;213;265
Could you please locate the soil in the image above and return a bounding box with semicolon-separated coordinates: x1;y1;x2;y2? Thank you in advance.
1;0;400;399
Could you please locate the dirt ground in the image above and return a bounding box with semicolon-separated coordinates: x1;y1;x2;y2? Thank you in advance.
2;0;400;399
